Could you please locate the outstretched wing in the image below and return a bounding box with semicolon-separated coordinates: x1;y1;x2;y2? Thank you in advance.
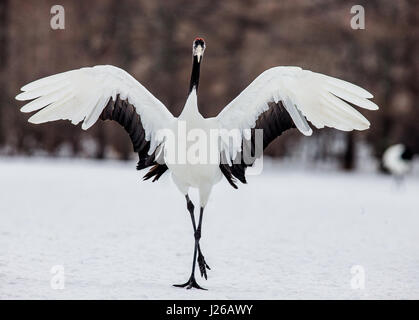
16;65;174;178
216;66;378;187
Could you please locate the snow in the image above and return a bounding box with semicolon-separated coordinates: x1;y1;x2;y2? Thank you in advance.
1;157;418;299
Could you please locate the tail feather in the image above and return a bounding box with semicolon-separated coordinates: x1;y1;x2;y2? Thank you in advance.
142;164;168;182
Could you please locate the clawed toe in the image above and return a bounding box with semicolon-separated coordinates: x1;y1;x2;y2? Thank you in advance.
197;253;211;280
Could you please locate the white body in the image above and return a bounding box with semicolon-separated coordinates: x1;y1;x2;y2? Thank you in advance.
166;89;222;206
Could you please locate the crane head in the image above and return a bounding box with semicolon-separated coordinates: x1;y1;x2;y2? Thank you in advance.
193;37;206;62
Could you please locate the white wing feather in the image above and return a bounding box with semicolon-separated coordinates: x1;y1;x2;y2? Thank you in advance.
16;65;174;155
216;66;378;159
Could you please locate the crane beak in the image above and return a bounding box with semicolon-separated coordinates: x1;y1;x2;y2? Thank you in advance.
194;45;204;63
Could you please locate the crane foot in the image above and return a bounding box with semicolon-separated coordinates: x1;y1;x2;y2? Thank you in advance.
173;276;207;290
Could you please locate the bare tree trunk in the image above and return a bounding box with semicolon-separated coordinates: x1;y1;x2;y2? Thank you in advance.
95;123;106;160
0;0;9;147
342;132;354;171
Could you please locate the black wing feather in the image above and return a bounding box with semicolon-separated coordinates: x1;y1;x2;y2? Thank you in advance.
220;101;295;187
100;95;168;181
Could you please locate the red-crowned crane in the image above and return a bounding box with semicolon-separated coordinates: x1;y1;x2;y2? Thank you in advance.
383;144;415;181
16;38;379;290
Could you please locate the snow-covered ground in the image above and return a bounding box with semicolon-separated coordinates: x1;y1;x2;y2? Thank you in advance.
1;157;418;299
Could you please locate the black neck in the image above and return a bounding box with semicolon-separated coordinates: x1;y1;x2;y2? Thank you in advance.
189;55;201;93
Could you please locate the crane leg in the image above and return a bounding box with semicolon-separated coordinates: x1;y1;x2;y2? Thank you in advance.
196;206;211;279
185;196;210;279
173;195;210;290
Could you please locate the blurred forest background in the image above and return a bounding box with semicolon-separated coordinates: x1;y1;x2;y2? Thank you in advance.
0;0;418;170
